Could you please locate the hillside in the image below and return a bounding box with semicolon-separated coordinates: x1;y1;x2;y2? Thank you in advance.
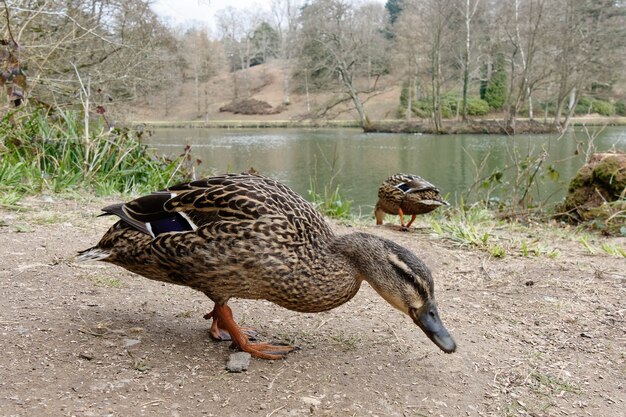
128;60;402;123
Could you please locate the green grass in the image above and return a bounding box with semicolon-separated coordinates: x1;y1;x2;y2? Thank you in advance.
427;204;569;259
429;205;510;257
175;310;195;318
91;276;123;288
519;239;561;258
330;332;361;351
601;243;626;257
531;371;581;394
0;109;190;201
579;234;626;257
308;180;353;220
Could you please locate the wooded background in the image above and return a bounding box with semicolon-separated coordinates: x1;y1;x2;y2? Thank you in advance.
2;0;625;130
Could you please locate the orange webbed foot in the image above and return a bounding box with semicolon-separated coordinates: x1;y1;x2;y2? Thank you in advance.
231;341;296;360
206;304;296;360
205;309;258;341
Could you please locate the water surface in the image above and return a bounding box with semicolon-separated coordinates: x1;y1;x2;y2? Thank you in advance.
145;127;626;213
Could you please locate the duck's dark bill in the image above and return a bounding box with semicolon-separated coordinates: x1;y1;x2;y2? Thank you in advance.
410;302;457;353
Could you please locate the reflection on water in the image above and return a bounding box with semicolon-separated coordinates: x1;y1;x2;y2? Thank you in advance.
145;127;625;213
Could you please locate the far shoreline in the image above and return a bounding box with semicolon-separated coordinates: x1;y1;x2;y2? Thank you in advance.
132;116;626;134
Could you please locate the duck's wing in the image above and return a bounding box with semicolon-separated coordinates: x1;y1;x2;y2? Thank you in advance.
392;174;440;194
101;192;196;238
101;173;333;243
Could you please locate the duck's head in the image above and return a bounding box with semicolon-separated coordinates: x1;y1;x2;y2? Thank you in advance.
338;233;457;353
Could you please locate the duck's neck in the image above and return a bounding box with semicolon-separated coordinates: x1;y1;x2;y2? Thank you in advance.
328;232;395;292
274;232;400;314
329;232;412;315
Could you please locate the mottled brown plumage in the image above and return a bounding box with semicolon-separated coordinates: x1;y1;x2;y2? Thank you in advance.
375;173;449;228
78;173;456;359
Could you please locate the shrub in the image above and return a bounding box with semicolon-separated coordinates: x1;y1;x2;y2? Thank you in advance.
591;99;615;116
575;97;614;116
616;100;626;116
575;97;593;115
459;97;490;116
426;96;453;119
400;81;409;107
412;99;432;118
0;109;189;199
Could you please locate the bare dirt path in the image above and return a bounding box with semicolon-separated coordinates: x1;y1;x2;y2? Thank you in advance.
1;197;624;417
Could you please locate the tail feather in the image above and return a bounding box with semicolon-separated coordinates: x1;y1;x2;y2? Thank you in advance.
76;247;110;262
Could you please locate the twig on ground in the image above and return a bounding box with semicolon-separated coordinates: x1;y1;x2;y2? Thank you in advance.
266;405;286;417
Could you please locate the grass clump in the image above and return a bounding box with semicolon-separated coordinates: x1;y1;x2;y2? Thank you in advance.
308;181;352;219
92;276;123;288
429;204;508;257
308;146;353;220
428;203;566;259
0;109;189;202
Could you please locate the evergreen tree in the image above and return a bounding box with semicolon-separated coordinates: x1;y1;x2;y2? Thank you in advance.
479;63;488;101
484;56;507;110
251;22;280;65
385;0;403;25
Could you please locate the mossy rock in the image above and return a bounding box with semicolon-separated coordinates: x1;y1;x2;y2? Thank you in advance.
558;152;626;228
591;155;626;197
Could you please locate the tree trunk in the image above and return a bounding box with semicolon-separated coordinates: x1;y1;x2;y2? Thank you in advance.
562;88;578;131
462;0;471;121
282;60;290;106
304;68;310;113
232;71;239;99
194;72;200;115
431;43;442;132
339;68;368;130
406;75;413;121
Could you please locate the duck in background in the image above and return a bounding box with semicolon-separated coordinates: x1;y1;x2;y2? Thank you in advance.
375;173;449;229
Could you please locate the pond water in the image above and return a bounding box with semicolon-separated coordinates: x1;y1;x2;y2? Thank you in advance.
145;126;626;214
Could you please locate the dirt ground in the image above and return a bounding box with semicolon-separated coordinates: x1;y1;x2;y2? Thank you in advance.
1;196;624;417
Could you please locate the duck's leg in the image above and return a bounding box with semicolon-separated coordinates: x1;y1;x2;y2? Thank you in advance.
204;309;257;341
208;304;295;360
405;214;417;228
374;202;385;225
397;208;407;228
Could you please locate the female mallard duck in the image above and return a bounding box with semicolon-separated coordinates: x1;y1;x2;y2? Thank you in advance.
375;173;449;229
78;173;456;359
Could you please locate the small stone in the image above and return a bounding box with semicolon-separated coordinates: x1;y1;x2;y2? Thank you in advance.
226;352;251;372
16;326;30;335
301;396;322;406
124;338;141;347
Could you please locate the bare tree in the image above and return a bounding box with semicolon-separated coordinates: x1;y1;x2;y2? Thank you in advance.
408;0;459;131
551;0;624;130
179;27;216;118
296;0;388;129
393;6;422;120
216;6;263;99
460;0;481;120
499;0;550;131
3;0;179;115
271;0;303;106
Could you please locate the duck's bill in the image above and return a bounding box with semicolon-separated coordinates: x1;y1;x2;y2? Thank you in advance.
410;302;457;353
